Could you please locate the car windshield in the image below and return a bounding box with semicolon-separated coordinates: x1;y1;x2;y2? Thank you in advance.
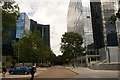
14;66;28;69
20;67;27;69
15;67;21;69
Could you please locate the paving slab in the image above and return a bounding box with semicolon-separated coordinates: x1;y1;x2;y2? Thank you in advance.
66;67;119;78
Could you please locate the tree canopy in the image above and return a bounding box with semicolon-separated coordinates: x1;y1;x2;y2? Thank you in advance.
60;32;84;63
13;30;55;63
2;1;19;40
109;8;120;24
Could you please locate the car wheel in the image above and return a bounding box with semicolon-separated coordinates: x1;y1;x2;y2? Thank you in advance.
24;72;28;75
10;72;13;74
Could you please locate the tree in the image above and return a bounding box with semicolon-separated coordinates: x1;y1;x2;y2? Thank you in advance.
48;50;57;65
13;30;50;63
2;1;19;40
109;8;120;24
60;32;84;65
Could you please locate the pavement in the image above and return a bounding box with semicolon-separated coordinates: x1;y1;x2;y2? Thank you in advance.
66;67;119;78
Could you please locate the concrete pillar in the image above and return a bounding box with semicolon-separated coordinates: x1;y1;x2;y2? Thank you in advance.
86;55;89;67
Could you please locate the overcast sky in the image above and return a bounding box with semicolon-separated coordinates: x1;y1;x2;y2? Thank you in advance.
15;0;70;56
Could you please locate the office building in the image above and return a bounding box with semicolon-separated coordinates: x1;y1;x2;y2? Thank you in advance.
30;19;37;33
90;0;119;62
67;0;119;62
16;13;30;39
2;29;16;56
2;12;30;56
37;24;50;47
67;0;94;54
30;19;50;47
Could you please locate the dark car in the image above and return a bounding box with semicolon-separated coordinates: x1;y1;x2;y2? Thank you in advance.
9;66;31;75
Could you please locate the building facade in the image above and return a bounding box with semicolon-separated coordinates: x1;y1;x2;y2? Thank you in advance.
67;0;119;62
2;13;30;56
30;19;50;47
67;0;84;35
91;0;119;62
67;0;94;55
2;29;16;56
37;24;50;47
16;13;30;39
30;19;37;33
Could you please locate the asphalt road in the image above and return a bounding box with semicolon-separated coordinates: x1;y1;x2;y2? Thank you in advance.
36;66;78;78
1;66;78;80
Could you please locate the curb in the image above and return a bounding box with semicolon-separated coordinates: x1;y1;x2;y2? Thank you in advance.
65;67;79;75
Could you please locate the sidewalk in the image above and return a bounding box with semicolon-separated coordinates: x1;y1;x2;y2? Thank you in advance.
66;67;119;78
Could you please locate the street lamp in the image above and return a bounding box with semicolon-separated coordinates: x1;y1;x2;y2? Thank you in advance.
16;38;20;65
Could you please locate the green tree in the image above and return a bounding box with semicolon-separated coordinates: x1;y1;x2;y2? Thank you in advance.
109;8;120;24
2;1;19;40
13;30;50;63
48;50;57;64
60;32;84;65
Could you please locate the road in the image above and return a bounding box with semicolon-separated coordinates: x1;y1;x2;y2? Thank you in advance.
1;66;78;80
36;66;78;78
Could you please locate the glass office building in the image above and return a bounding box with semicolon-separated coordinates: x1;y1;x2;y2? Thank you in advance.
67;0;94;53
101;0;118;46
37;24;50;47
16;13;30;39
90;2;105;49
68;0;119;62
82;1;94;50
67;0;84;36
90;0;119;62
30;19;50;47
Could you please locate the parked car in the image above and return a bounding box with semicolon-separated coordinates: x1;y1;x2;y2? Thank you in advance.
38;63;51;67
9;66;31;75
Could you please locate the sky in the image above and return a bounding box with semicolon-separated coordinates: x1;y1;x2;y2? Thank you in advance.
15;0;70;56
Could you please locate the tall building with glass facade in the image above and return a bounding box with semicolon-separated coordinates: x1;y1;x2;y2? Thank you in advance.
37;24;50;47
67;0;84;36
101;0;118;46
30;19;50;47
3;13;30;56
90;0;119;62
68;0;119;62
67;0;94;55
117;0;120;46
16;13;30;39
82;1;94;54
90;2;105;49
2;29;16;56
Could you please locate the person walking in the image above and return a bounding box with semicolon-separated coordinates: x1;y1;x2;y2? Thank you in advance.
10;64;14;69
2;65;7;77
30;66;36;80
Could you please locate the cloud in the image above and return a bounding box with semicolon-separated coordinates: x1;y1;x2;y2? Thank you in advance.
15;0;69;56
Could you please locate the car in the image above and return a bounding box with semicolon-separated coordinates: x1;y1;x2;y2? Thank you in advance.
9;66;31;75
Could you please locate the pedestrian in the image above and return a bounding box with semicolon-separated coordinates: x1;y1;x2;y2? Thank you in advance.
2;65;7;77
30;65;36;80
10;64;14;69
72;64;75;68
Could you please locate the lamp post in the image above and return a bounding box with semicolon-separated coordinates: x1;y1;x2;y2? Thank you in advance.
16;38;20;65
73;44;76;68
